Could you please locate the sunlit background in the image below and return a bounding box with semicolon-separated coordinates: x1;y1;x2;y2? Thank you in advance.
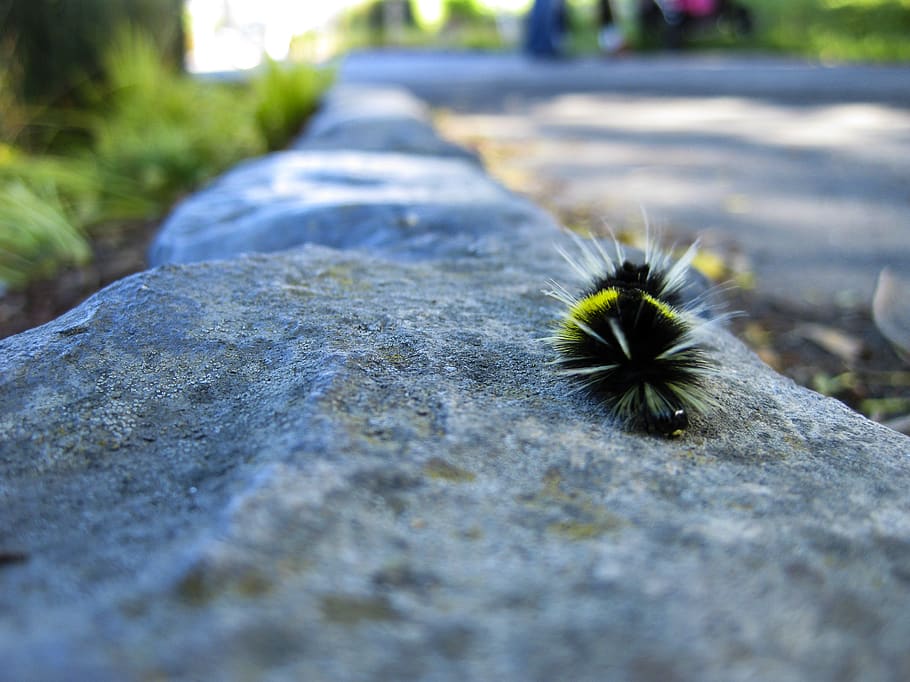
185;0;533;71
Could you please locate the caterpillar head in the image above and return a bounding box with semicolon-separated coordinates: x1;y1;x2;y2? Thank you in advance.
643;406;688;438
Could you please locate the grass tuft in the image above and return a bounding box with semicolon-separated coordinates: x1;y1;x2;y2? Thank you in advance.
0;182;91;290
254;58;335;151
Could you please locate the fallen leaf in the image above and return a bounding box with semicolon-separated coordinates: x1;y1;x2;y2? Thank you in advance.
795;323;864;364
873;268;910;362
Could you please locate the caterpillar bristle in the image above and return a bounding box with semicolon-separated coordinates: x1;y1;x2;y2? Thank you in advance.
546;232;720;438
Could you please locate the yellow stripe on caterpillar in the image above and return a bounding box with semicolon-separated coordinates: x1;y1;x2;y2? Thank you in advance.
567;288;678;326
569;288;620;324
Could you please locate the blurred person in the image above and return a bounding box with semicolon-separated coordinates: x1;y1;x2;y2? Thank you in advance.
525;0;568;58
639;0;751;49
597;0;626;54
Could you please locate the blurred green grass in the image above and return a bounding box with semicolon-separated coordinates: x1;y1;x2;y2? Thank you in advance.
566;0;910;61
254;58;333;151
0;28;332;293
321;0;511;52
745;0;910;62
0;182;92;289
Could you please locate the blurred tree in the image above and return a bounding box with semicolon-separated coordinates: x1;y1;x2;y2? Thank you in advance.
0;0;185;105
367;0;417;44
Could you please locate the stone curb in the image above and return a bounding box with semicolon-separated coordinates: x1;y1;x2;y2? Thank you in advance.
2;84;910;682
148;84;544;268
293;84;480;163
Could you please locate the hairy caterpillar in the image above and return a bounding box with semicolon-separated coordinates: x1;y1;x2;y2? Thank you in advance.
545;233;719;437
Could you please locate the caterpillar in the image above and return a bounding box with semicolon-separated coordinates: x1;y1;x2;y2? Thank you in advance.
545;233;719;437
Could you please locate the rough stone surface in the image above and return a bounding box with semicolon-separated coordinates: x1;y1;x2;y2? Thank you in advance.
3;85;910;681
148;151;538;267
3;243;910;681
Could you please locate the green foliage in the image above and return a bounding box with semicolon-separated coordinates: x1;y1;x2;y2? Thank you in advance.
0;182;91;290
92;29;265;205
0;149;105;224
446;0;496;21
0;0;185;105
254;59;335;152
565;0;910;62
0;27;332;292
742;0;910;62
336;0;509;51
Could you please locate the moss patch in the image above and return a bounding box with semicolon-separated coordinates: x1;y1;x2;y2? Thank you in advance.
423;457;476;483
320;594;401;625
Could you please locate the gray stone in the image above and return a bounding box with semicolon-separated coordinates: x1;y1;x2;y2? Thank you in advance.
4;83;910;680
2;240;910;681
148;150;540;267
294;85;478;162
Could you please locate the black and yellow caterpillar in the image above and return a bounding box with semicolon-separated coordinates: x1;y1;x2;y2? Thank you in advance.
546;234;719;437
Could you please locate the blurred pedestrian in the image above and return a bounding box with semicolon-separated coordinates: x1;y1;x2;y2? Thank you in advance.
525;0;568;58
597;0;626;54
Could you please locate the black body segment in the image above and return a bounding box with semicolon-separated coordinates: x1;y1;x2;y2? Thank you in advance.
548;238;716;437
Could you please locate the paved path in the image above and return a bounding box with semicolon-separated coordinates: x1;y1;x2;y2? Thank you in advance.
340;51;910;306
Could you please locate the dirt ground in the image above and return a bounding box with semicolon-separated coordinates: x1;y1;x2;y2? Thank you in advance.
0;219;160;340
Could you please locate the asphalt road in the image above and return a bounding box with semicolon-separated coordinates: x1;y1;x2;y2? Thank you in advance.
340;51;910;306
